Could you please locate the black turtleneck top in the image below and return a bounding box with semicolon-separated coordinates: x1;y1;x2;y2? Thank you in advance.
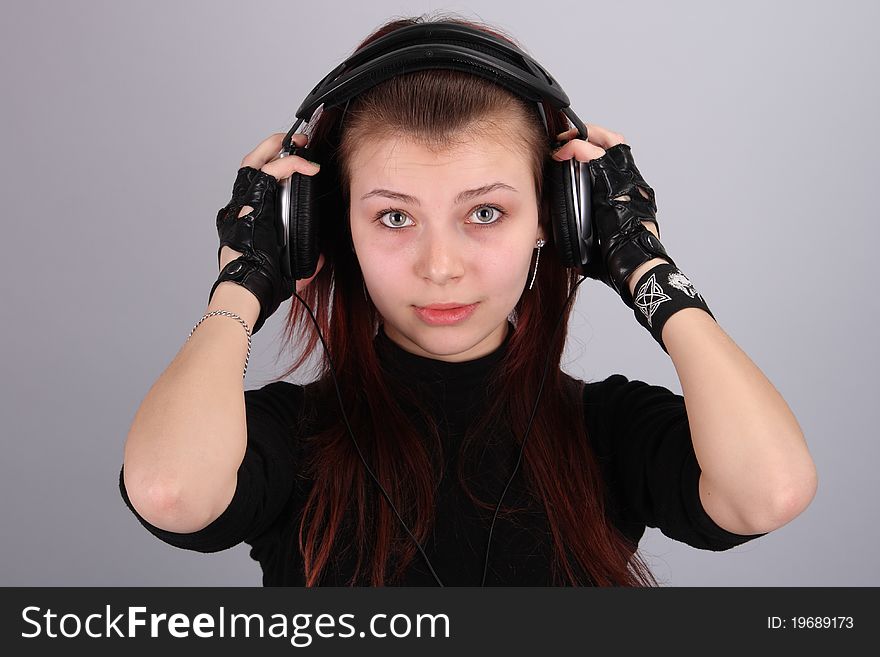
118;321;767;585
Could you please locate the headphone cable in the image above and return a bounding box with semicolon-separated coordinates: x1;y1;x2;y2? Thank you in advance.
480;274;587;585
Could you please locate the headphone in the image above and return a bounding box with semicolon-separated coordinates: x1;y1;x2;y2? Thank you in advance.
273;21;594;586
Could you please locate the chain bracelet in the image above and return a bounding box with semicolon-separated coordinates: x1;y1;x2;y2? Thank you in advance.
187;310;252;380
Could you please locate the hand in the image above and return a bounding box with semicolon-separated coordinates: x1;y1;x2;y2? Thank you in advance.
551;123;675;309
210;132;324;335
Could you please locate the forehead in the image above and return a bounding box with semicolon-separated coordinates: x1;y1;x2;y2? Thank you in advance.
349;132;531;191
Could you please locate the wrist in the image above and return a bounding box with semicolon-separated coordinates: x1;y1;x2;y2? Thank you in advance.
628;262;716;355
627;257;670;297
207;282;261;331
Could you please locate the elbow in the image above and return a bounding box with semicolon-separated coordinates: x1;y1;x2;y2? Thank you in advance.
123;465;197;529
760;462;819;532
778;466;819;521
128;483;218;534
124;470;186;526
123;465;238;534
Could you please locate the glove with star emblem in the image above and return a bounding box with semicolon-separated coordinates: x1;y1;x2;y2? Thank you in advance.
586;144;716;353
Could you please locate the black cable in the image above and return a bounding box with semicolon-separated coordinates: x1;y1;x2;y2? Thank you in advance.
291;289;446;586
480;274;587;586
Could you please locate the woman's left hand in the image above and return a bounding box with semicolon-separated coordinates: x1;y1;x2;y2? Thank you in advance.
551;123;676;308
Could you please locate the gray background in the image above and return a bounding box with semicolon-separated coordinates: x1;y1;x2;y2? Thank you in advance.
1;0;875;586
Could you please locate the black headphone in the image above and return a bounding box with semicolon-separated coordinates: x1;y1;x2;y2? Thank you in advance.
274;21;594;586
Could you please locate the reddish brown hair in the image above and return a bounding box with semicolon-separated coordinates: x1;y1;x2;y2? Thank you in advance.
271;11;659;587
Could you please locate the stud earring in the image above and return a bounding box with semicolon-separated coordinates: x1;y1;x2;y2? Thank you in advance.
528;239;546;290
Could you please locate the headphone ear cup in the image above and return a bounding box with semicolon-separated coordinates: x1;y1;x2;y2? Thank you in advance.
288;169;319;280
547;158;581;270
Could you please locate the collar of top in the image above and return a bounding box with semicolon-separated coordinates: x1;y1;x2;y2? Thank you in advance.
374;321;514;387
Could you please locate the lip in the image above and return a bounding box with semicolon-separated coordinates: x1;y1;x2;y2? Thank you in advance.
413;302;479;326
419;302;474;310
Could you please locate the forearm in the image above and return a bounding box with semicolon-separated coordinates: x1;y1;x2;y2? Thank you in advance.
122;282;260;530
625;232;817;531
660;308;816;530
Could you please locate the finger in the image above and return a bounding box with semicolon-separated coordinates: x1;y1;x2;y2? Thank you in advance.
264;131;312;165
241;132;309;169
555;126;579;141
236;152;320;219
551;138;606;163
260;152;320;181
583;123;626;150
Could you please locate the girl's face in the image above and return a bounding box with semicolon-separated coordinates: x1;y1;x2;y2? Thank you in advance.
348;130;544;362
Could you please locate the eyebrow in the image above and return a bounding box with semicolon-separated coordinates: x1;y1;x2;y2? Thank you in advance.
359;182;519;206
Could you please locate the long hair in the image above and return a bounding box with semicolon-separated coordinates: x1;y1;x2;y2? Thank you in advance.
272;11;659;587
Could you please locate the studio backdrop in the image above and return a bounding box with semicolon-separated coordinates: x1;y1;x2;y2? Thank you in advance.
0;0;875;586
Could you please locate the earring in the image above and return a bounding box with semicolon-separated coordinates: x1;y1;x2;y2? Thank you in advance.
528;239;546;291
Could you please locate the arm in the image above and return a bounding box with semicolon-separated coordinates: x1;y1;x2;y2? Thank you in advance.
625;224;818;536
122;282;260;533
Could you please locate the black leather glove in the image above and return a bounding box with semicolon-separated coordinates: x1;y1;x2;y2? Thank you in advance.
209;166;292;335
585;143;677;310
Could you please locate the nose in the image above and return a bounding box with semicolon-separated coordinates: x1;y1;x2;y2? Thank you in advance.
415;227;466;285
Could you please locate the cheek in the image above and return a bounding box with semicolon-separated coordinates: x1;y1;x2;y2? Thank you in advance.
356;234;533;282
481;242;534;276
359;256;406;302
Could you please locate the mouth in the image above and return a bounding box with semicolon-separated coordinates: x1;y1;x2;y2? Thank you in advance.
413;302;479;326
418;302;474;310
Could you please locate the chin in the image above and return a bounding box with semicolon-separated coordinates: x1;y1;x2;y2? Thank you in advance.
390;317;475;351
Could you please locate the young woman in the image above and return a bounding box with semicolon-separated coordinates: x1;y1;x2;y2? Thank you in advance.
119;13;817;587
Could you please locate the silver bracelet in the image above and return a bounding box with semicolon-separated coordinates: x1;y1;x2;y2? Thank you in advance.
187;310;252;379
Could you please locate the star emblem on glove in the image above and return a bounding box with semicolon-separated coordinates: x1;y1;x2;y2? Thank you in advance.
633;272;672;327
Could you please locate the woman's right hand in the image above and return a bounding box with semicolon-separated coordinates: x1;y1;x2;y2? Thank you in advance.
210;132;324;335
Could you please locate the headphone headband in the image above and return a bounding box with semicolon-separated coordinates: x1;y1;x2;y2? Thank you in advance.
284;22;586;149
